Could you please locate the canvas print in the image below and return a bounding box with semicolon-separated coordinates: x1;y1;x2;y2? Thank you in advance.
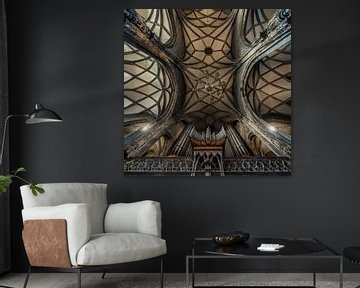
123;9;291;176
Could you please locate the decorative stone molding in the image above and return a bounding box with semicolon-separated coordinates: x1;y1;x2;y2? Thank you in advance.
124;157;194;175
223;157;291;174
124;156;291;175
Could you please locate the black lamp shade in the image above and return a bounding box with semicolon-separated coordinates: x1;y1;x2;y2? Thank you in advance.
25;104;63;124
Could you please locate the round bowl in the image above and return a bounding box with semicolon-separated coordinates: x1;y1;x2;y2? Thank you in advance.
212;234;237;245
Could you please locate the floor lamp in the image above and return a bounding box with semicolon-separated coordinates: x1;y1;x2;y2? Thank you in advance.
0;103;62;288
0;104;63;167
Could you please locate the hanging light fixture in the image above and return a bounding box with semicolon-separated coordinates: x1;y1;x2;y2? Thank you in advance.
0;104;63;167
25;104;63;124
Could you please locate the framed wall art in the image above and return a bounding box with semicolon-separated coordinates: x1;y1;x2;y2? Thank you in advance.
123;9;291;176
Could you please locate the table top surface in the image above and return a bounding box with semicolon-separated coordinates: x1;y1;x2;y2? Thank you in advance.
190;237;340;258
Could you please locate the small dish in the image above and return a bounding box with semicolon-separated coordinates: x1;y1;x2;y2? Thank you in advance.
212;233;238;245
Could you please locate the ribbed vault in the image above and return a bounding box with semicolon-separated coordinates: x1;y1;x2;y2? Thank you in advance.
124;9;291;131
123;8;292;166
124;42;173;118
136;9;173;44
245;44;291;121
243;9;277;44
178;9;238;131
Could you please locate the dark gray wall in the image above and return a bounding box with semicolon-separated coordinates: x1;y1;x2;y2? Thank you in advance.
5;0;360;273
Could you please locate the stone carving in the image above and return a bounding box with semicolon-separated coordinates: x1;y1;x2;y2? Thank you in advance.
124;157;291;175
124;157;194;175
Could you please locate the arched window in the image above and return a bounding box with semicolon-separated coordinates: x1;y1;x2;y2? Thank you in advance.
124;43;173;118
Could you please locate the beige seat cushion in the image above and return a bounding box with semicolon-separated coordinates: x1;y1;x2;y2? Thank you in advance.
76;233;167;266
105;201;162;237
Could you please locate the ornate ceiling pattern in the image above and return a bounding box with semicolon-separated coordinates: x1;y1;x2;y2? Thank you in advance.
178;9;239;129
243;9;277;44
180;9;233;68
245;44;291;120
124;43;173;118
123;8;292;166
135;9;173;44
124;9;290;129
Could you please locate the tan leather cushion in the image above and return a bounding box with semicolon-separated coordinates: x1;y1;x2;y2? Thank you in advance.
22;204;91;266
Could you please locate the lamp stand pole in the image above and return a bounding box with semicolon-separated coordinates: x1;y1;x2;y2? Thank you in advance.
0;115;28;168
0;115;26;288
0;105;62;288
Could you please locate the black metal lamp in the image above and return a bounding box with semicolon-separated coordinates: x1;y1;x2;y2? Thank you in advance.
0;104;63;167
25;104;63;124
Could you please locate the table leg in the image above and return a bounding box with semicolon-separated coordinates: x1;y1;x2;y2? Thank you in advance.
186;257;189;288
313;254;316;287
192;246;195;288
339;257;343;288
192;257;195;288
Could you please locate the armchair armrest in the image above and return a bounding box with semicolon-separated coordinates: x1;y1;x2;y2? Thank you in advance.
104;200;162;237
22;203;91;266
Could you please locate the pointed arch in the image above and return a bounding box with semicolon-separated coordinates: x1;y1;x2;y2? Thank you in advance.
124;42;173;118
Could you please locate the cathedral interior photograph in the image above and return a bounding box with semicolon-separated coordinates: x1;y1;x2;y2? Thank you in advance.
123;9;292;176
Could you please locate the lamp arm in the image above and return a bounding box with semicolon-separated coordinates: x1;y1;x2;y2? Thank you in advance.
0;114;28;169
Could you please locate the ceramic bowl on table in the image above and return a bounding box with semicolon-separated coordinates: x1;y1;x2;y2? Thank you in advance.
212;231;250;245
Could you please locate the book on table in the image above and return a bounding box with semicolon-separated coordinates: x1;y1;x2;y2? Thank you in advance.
257;243;285;251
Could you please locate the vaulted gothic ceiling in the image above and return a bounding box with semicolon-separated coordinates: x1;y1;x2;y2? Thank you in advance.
246;44;291;120
178;9;238;130
243;9;277;44
124;42;172;118
124;9;291;134
136;9;173;44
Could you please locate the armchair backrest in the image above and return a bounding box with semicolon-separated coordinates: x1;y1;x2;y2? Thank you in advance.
20;183;108;234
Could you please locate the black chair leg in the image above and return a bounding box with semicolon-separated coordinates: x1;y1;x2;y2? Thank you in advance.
101;270;107;279
77;269;81;288
160;257;164;288
23;266;31;288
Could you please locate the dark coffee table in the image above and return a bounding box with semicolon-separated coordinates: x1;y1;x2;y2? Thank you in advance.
186;237;343;288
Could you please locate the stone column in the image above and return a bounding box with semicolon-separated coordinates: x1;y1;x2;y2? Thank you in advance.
125;118;176;157
170;123;194;156
236;116;291;157
232;9;292;158
225;124;249;156
124;9;182;68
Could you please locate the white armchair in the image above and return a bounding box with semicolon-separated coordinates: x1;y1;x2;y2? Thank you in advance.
20;183;166;288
